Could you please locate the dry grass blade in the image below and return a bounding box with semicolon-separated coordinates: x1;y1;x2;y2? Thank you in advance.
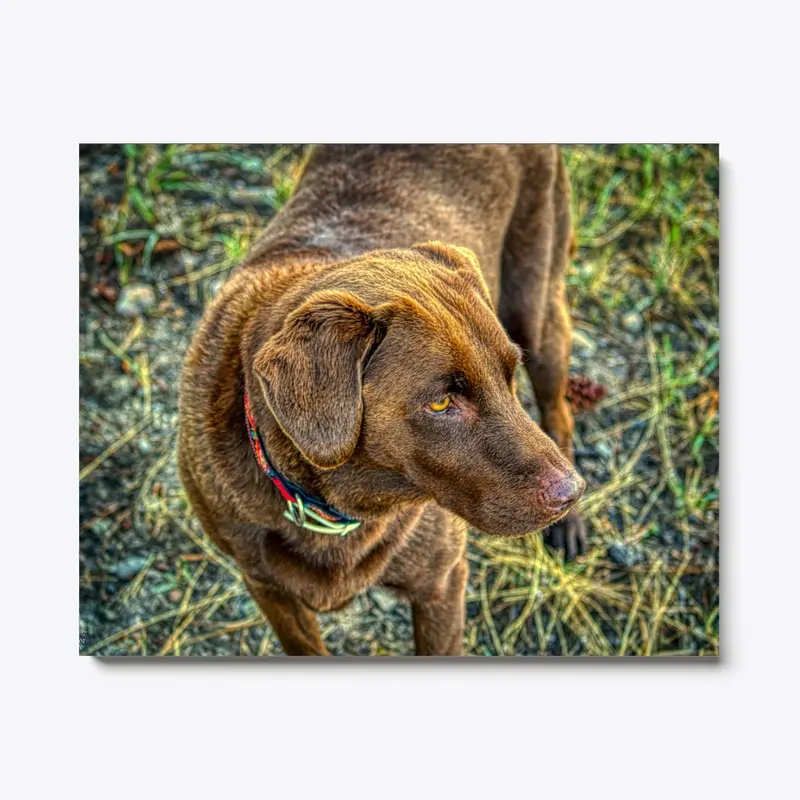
500;554;542;651
118;554;156;605
79;414;152;482
166;259;229;287
170;512;241;580
182;616;264;648
618;558;662;655
97;329;145;382
644;553;692;656
479;563;504;655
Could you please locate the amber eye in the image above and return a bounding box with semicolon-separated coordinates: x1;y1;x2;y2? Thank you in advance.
428;395;452;413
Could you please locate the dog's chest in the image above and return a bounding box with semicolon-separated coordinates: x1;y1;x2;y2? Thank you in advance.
254;509;424;612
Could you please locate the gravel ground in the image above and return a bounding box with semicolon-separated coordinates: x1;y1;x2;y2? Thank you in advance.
79;144;719;657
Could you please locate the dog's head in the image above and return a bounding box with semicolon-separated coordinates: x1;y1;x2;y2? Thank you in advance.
253;242;584;535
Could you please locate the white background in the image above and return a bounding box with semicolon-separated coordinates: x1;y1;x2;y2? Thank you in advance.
2;1;798;797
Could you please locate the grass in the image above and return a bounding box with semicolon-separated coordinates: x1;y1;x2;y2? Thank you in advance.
79;144;718;657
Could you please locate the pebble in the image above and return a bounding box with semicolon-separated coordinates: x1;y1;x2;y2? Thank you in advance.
167;589;182;603
608;542;639;568
109;555;150;580
137;438;152;455
116;283;157;317
621;311;644;334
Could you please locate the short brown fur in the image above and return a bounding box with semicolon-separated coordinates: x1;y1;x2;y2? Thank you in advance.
178;145;586;656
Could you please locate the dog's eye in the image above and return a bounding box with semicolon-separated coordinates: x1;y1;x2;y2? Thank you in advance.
428;395;452;413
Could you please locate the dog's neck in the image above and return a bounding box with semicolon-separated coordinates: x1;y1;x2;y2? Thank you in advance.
244;376;428;526
235;266;428;533
243;389;361;536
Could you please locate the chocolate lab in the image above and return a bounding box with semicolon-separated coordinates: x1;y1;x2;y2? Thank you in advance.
177;145;586;656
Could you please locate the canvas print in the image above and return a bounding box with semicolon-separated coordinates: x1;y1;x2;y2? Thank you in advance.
79;144;719;656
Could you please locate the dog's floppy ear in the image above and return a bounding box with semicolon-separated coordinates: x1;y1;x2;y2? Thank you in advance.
253;290;384;470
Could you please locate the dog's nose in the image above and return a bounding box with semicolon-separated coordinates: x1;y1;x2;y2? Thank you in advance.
537;471;586;514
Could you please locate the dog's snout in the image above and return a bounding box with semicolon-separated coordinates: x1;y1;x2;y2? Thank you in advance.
537;471;586;514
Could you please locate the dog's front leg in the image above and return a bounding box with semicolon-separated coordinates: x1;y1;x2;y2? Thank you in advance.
245;576;328;656
409;556;468;656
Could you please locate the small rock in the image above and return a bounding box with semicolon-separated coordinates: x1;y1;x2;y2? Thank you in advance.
621;311;644;334
608;542;639;568
116;283;156;317
137;438;152;455
370;587;398;614
572;329;597;357
109;555;149;580
167;589;182;603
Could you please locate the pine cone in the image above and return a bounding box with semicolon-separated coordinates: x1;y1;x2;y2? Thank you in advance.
566;374;608;414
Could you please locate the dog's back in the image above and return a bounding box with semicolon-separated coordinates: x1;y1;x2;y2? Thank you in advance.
242;144;561;304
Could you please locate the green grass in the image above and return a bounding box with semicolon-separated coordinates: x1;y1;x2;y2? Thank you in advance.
93;144;305;287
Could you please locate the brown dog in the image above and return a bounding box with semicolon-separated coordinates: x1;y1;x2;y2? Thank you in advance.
178;145;586;656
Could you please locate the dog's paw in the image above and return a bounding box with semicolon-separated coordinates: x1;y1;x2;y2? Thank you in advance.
543;509;587;561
